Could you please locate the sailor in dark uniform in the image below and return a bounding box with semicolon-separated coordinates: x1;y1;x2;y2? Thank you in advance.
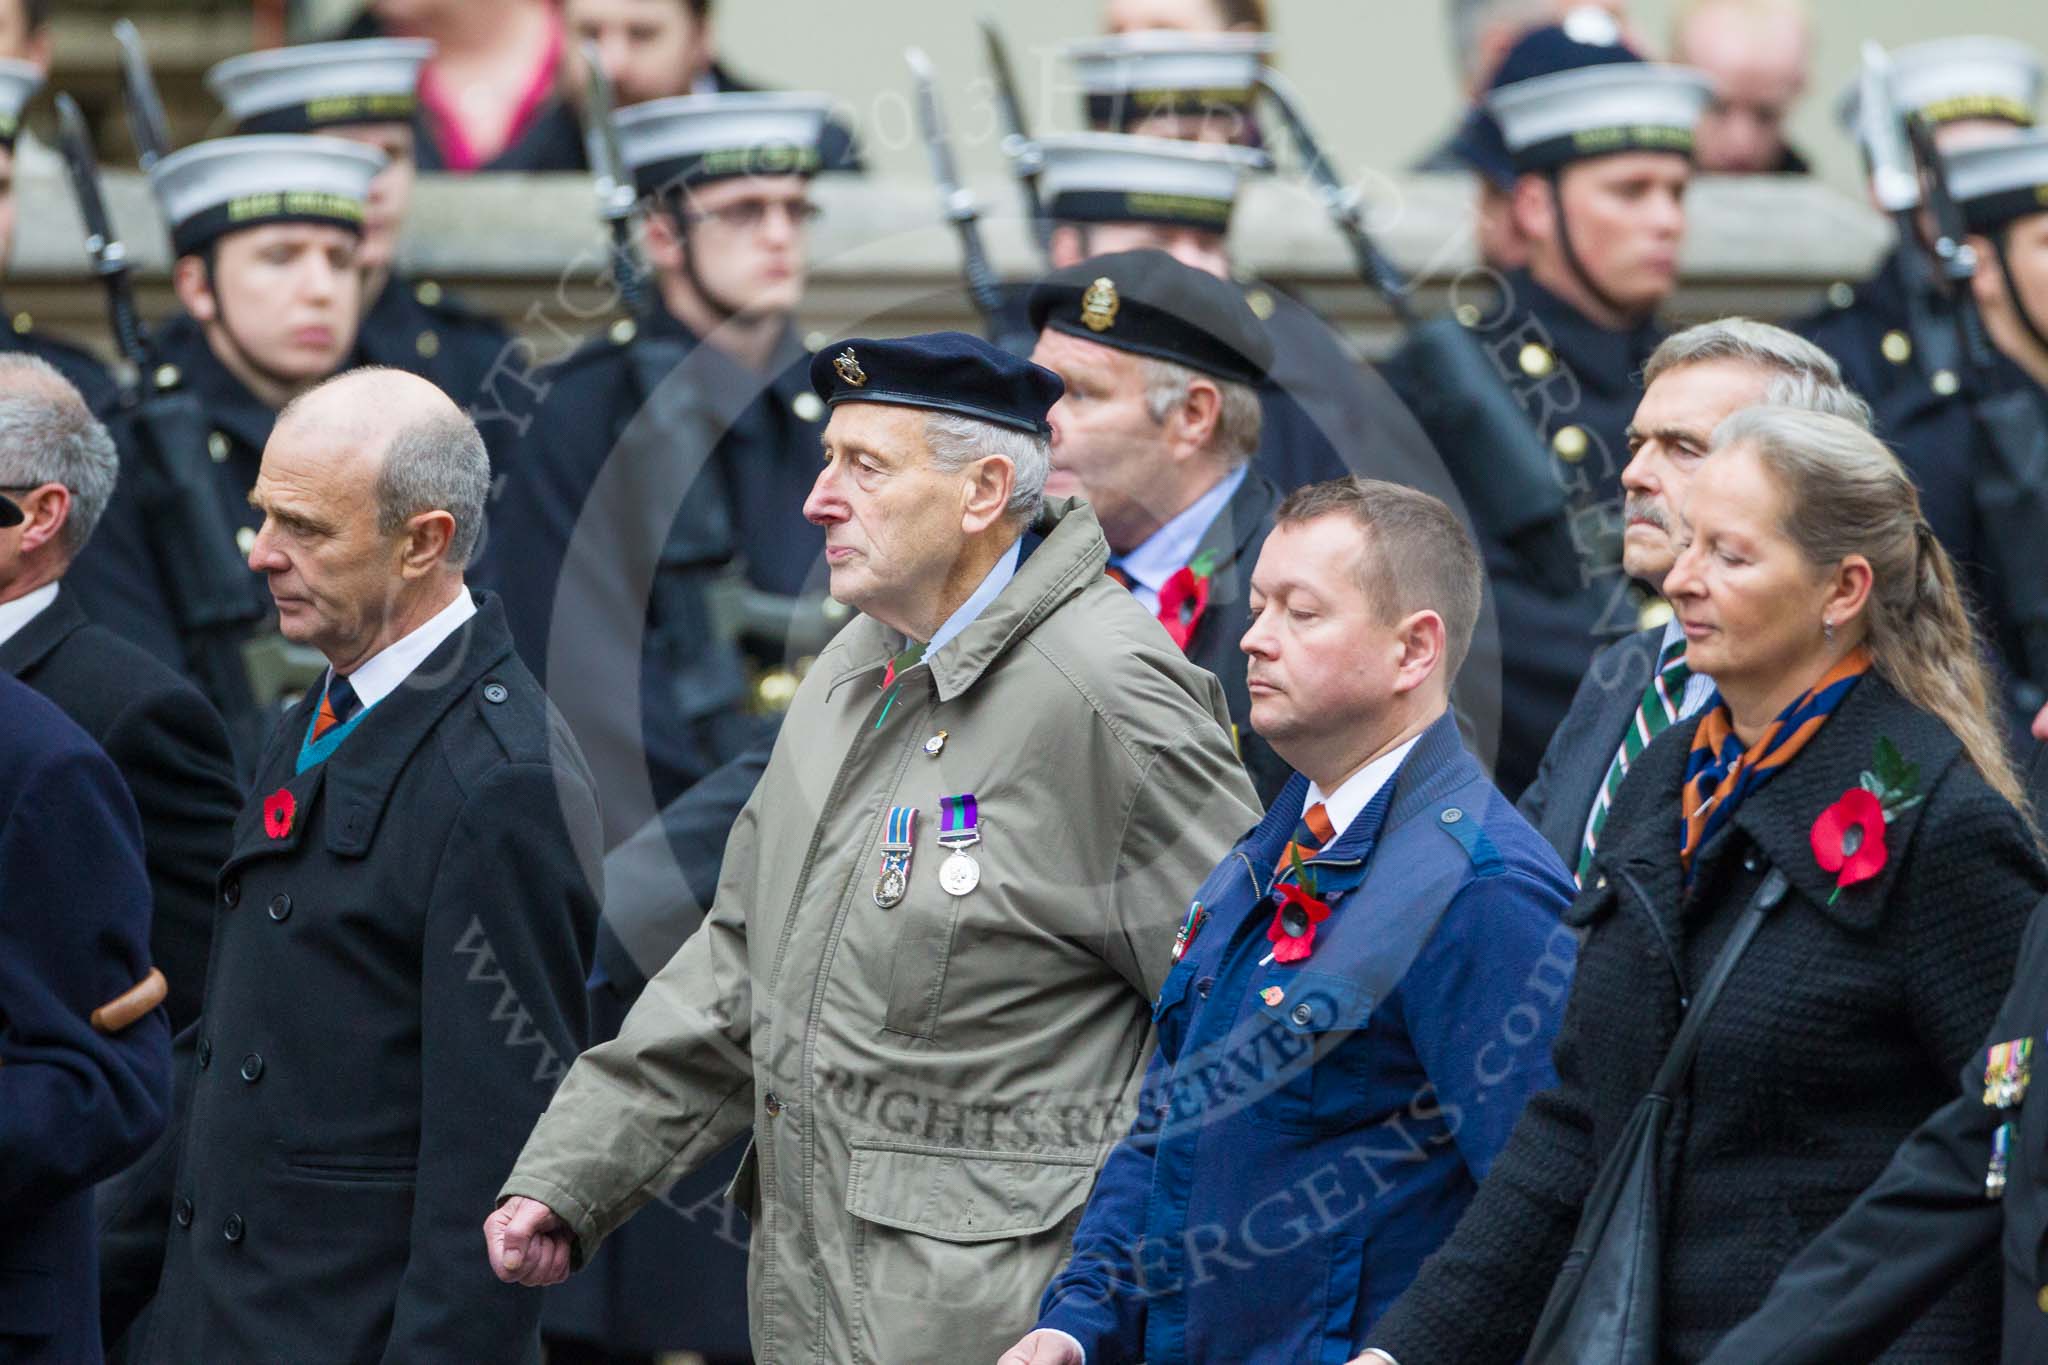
62;135;381;732
488;94;841;835
0;57;114;412
202;39;515;460
1378;25;1710;797
1942;131;2048;735
1793;36;2042;715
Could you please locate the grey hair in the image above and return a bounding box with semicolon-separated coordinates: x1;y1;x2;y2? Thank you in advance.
1137;355;1263;469
0;354;120;556
375;410;491;567
1644;317;1873;428
922;411;1051;524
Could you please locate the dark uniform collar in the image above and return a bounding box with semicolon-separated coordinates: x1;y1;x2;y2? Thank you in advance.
636;299;813;402
156;312;285;455
0;582;86;675
1504;266;1664;396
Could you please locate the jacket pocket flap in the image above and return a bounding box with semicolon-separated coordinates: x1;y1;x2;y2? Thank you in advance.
844;1141;1097;1243
1257;969;1377;1033
1152;960;1196;1020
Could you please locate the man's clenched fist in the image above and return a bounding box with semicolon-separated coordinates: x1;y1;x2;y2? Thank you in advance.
484;1195;574;1287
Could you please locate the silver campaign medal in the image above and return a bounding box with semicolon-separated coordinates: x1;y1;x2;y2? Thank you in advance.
939;848;981;896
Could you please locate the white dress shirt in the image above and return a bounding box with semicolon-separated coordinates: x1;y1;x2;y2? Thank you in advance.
329;588;479;709
0;581;58;650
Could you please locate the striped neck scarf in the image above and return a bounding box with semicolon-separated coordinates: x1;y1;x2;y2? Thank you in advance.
1679;646;1871;881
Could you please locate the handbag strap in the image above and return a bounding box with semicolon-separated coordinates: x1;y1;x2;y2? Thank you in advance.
1648;867;1789;1098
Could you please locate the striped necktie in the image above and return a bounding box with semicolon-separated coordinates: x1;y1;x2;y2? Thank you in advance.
1576;637;1691;883
1104;562;1133;590
1274;801;1336;880
312;673;362;741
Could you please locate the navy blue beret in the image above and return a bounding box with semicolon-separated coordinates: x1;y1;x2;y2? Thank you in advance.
1027;248;1273;386
808;331;1064;436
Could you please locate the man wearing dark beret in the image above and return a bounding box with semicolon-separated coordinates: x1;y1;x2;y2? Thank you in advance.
488;330;1259;1364
1028;248;1287;802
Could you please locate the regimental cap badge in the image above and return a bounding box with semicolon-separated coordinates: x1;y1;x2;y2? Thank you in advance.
1081;276;1120;332
834;347;867;386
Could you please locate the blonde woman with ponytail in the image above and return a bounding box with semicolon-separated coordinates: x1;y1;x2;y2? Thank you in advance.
1360;407;2047;1365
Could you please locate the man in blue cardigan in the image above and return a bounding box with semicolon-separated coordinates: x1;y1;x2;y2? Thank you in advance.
999;478;1577;1365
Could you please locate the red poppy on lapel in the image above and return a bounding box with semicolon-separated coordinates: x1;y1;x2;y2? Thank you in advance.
1811;787;1887;903
263;788;295;840
1156;549;1217;651
1266;883;1332;964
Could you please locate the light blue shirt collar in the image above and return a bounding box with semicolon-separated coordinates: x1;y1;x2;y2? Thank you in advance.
924;537;1023;657
1110;464;1248;615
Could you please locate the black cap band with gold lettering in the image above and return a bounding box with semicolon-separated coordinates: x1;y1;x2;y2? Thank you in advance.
151;135;386;256
616;92;833;199
207;39;431;137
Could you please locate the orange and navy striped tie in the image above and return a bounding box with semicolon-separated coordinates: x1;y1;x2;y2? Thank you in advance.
1274;801;1336;880
312;673;361;741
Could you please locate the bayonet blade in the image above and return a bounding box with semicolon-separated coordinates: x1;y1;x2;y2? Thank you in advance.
907;47;976;226
113;18;173;170
1859;41;1919;214
580;40;637;224
979;18;1041;175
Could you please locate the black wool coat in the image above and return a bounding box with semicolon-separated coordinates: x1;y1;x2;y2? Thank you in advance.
141;593;603;1365
0;589;240;1033
0;672;168;1365
1371;673;2048;1364
1703;885;2048;1364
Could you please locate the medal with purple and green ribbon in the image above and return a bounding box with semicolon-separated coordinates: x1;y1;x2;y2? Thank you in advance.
937;792;981;897
873;805;917;909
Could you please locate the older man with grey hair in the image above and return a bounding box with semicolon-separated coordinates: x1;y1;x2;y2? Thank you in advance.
488;333;1258;1365
1516;316;1872;873
146;366;602;1364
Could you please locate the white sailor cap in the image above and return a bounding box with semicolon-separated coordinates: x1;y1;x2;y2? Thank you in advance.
150;135;387;257
1065;32;1272;131
0;57;41;149
615;92;833;198
1946;131;2048;231
1037;132;1268;232
1486;62;1712;173
1841;37;2043;135
206;39;432;136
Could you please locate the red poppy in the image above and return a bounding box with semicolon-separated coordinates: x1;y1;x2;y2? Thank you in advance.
1266;884;1332;964
1811;786;1887;901
263;788;295;840
1156;564;1212;651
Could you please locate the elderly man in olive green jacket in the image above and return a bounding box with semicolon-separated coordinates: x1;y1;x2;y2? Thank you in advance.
486;332;1259;1361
